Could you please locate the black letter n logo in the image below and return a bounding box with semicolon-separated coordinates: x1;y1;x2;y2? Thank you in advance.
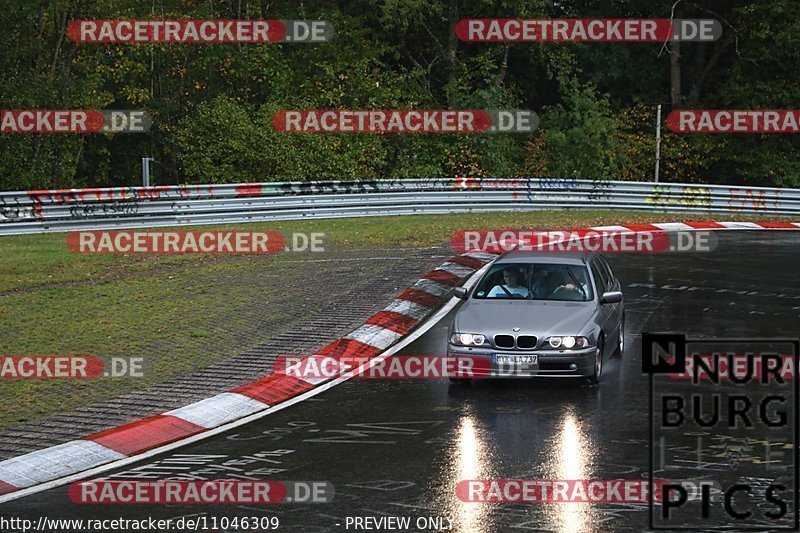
642;333;686;374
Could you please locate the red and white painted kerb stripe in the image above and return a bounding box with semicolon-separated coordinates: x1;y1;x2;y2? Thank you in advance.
617;221;800;231
0;250;499;500
0;220;797;501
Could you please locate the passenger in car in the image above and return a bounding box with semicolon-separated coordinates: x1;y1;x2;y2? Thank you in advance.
487;267;530;298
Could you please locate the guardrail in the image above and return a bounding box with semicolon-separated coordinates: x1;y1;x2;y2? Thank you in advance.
1;178;797;235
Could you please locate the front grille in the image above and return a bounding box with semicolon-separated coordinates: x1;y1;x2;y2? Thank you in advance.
494;335;515;349
516;335;538;349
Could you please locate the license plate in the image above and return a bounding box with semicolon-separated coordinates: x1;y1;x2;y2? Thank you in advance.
494;354;538;364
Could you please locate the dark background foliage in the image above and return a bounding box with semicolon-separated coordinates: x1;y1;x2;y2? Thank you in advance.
1;0;797;190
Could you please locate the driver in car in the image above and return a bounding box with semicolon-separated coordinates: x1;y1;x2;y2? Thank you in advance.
549;269;588;300
488;267;530;298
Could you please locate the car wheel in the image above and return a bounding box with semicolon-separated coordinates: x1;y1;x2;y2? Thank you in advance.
615;313;625;358
589;336;604;385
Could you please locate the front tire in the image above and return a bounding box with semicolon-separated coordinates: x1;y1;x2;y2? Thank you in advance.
615;313;625;358
589;336;604;385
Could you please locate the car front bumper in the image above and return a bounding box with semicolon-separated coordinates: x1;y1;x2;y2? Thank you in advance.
446;344;598;378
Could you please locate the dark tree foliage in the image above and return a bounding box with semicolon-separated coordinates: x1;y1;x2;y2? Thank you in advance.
0;0;797;190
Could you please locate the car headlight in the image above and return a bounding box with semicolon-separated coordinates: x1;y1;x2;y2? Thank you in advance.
450;333;486;346
544;336;589;349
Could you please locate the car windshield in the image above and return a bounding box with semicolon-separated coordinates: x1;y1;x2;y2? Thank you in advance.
473;262;594;302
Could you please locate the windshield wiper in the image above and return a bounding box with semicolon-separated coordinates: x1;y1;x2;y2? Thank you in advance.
566;268;586;299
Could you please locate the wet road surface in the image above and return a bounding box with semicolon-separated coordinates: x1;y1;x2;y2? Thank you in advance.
2;232;800;532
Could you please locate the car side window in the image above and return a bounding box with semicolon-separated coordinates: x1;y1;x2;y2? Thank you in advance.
598;255;616;286
590;258;610;293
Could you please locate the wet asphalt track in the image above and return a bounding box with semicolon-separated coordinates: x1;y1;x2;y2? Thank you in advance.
2;231;800;532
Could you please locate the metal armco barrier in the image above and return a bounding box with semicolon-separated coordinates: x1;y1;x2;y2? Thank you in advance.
1;178;798;235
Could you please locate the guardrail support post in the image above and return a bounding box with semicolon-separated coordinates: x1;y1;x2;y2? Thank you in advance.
654;104;662;183
142;157;154;188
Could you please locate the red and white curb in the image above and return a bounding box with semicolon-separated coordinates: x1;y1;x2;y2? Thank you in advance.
0;250;499;503
0;220;796;503
594;221;800;232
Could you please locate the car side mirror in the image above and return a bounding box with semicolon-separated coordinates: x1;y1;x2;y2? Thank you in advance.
601;291;623;304
453;287;468;300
